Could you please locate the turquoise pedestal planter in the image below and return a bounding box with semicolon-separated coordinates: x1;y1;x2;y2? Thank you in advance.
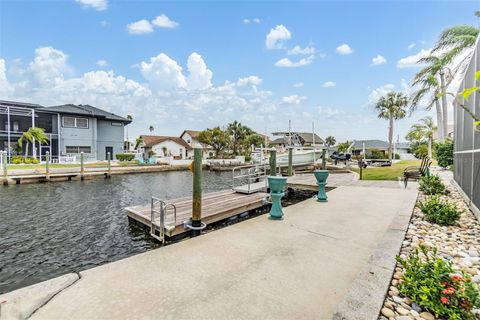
267;176;287;220
313;170;329;202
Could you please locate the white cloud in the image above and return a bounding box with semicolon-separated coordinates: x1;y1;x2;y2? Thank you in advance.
0;59;13;96
152;14;179;29
322;81;336;88
287;44;316;55
282;94;306;105
96;60;108;67
100;20;109;27
336;44;353;55
407;43;416;50
293;82;304;88
371;55;387;66
367;83;395;105
127;20;154;35
243;18;260;24
237;76;263;86
397;48;431;68
75;0;107;11
185;52;212;90
265;25;291;50
275;55;314;68
140;53;187;89
27;46;71;88
317;106;346;118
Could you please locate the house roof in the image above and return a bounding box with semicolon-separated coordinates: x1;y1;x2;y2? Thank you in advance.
0;100;44;109
352;140;411;150
141;135;192;149
180;130;200;139
38;104;131;123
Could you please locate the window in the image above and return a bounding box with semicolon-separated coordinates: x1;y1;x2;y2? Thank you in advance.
62;116;88;129
13;121;19;132
66;146;91;153
111;122;122;127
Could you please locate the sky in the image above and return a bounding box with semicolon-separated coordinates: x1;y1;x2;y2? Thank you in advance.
0;0;479;142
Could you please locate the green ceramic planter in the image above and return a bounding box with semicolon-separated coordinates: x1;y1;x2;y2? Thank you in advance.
313;170;329;202
267;176;287;220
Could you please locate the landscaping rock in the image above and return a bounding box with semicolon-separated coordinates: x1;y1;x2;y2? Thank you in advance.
381;307;395;318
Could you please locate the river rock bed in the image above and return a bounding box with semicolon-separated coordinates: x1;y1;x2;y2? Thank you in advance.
379;177;480;320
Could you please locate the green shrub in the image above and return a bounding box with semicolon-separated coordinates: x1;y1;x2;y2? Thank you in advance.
397;246;480;320
417;195;460;226
115;154;135;161
412;143;429;159
435;139;454;169
11;156;24;164
419;175;446;195
30;158;39;164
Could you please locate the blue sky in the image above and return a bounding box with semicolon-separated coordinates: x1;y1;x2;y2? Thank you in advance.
0;0;478;142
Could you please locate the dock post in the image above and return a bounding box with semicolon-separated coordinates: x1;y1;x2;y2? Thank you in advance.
287;147;293;176
45;151;50;180
80;152;85;181
269;148;277;176
107;152;111;179
322;149;326;170
2;152;7;181
191;145;203;236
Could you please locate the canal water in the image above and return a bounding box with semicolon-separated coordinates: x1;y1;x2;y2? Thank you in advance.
0;170;234;294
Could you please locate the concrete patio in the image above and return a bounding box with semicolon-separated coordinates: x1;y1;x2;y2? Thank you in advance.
1;181;418;320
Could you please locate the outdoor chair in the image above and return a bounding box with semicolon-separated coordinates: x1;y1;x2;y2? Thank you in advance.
403;157;431;187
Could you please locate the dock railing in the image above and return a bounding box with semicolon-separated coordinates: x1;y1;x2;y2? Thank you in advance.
232;164;268;194
150;197;177;242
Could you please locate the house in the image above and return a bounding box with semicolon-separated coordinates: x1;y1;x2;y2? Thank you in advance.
138;135;192;160
179;130;215;159
270;132;324;151
350;140;412;159
0;100;131;161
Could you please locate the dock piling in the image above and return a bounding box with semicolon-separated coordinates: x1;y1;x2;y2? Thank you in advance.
107;152;111;178
269;148;277;176
287;147;293;176
322;149;326;170
191;146;203;236
80;152;85;181
2;152;7;182
45;151;50;180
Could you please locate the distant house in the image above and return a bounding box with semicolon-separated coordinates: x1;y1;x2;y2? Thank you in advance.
351;140;412;159
179;130;215;159
0;100;131;161
270;132;324;150
138;135;192;160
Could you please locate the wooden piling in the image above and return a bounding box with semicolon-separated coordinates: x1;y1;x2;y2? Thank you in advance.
322;149;326;170
192;146;203;236
45;151;50;180
2;152;7;184
287;147;293;176
107;152;111;178
269;149;277;176
80;152;85;181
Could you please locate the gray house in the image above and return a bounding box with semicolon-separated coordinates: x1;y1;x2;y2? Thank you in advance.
0;100;131;161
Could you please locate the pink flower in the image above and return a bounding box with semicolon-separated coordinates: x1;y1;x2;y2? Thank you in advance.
441;296;449;304
451;274;463;282
442;287;455;295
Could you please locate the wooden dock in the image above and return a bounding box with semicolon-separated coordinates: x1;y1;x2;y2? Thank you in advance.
126;190;269;238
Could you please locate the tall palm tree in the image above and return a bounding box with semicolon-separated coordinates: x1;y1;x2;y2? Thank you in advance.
18;127;49;158
406;116;436;159
126;114;133;140
414;55;452;140
227;121;252;155
325;136;336;147
375;92;407;160
432;25;479;65
149;125;154;133
410;74;444;141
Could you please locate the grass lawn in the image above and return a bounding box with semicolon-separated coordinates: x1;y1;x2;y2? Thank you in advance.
352;160;423;181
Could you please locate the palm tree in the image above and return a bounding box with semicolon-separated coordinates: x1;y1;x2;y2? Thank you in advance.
125;115;133;140
227;121;252;155
410;74;444;141
18;127;49;158
406;116;436;159
149;125;154;133
375;92;407;160
325;136;336;147
432;25;479;65
414;55;452;141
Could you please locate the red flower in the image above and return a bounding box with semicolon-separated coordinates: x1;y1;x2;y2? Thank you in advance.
441;296;449;304
441;281;449;286
442;287;456;295
451;274;463;282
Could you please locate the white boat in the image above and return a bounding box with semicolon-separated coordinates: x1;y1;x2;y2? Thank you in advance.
277;149;323;165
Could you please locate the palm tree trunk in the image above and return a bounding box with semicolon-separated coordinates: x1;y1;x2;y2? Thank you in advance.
440;71;449;139
25;142;29;158
428;137;432;159
434;99;444;142
388;115;393;161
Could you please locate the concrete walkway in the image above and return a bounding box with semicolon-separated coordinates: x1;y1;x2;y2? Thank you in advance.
3;183;418;320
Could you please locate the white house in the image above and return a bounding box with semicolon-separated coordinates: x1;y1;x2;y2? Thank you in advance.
138;135;192;159
180;130;215;159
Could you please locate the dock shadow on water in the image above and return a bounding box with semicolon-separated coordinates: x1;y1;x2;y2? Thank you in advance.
0;171;316;294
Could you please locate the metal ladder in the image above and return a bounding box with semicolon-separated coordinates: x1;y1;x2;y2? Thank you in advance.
150;197;177;242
